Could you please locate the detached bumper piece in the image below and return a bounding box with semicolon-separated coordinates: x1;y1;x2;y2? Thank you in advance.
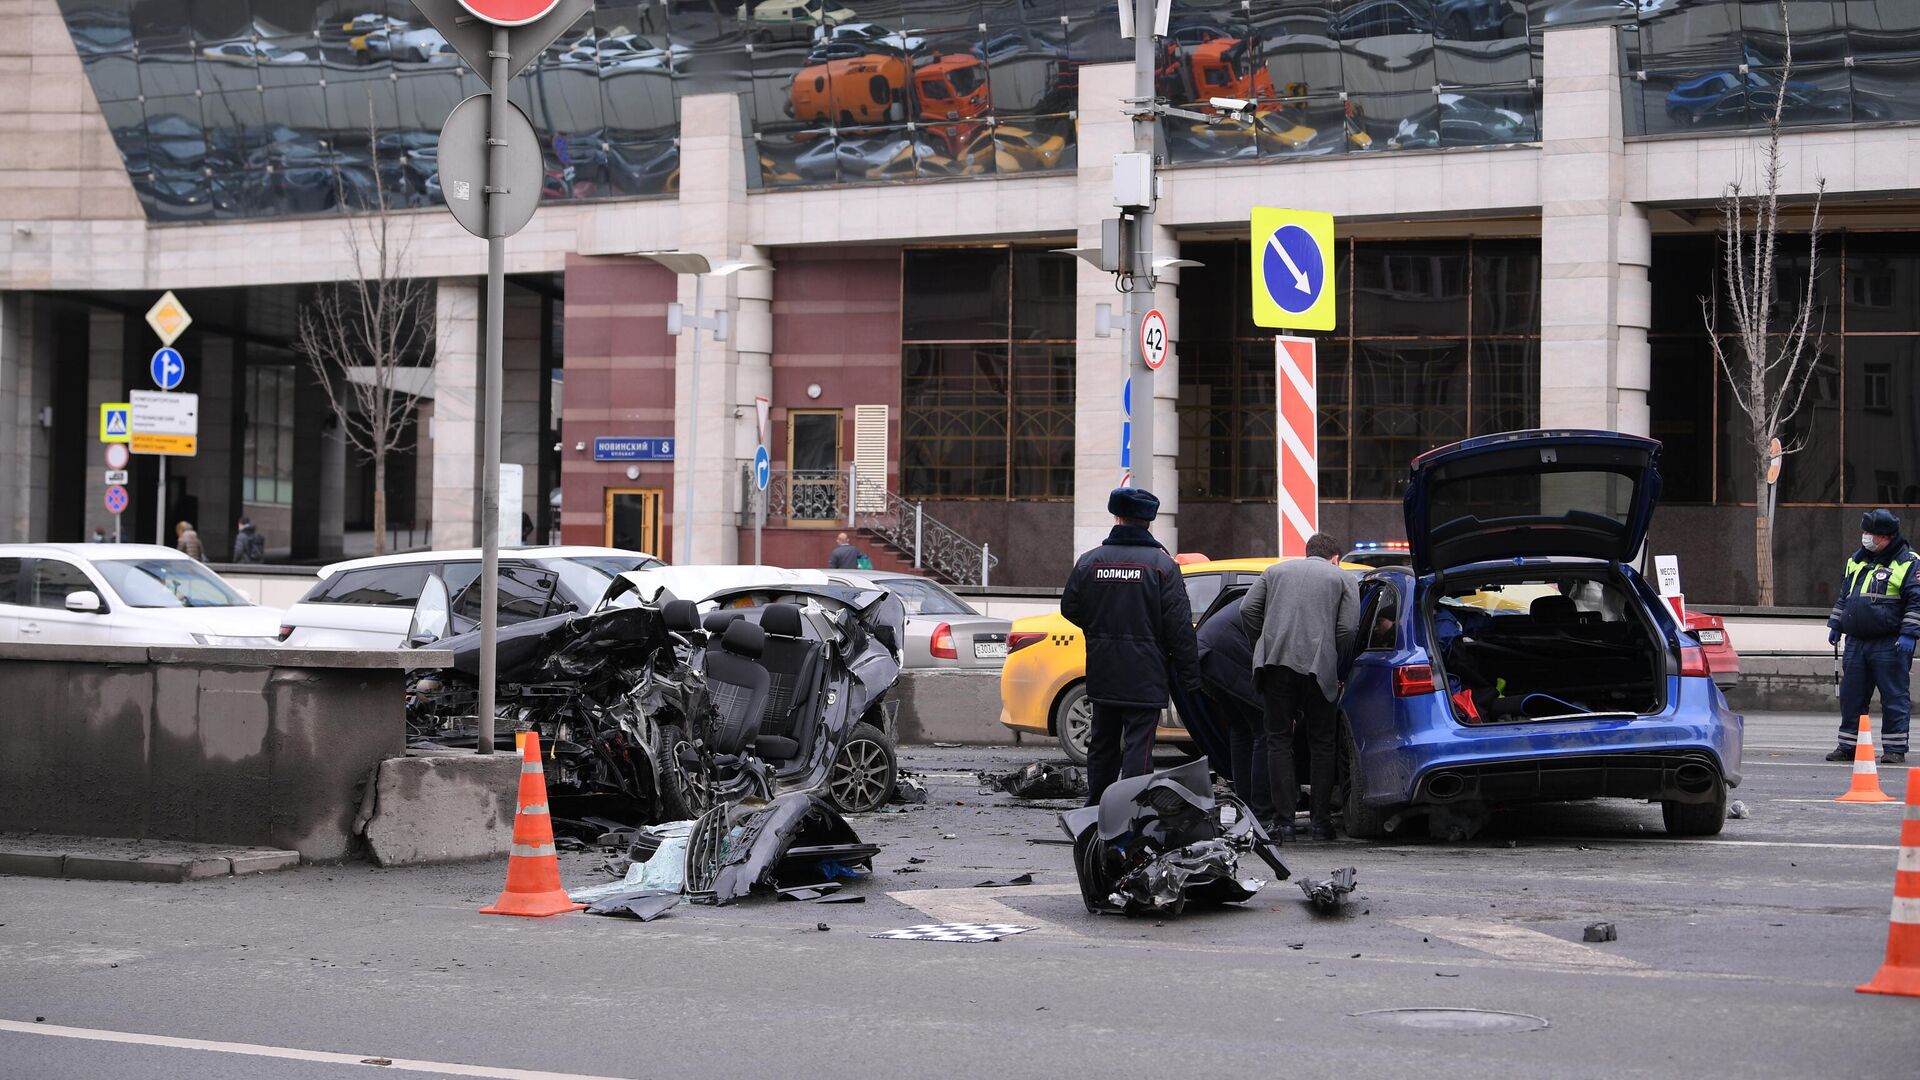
1059;759;1288;917
685;793;879;906
980;762;1090;800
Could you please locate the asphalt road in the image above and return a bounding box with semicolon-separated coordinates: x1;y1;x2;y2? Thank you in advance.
2;711;1915;1080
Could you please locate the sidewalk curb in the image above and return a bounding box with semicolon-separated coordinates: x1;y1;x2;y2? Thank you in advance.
0;837;299;883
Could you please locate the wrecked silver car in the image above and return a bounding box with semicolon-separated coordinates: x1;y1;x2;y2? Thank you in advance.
404;579;907;831
1060;759;1289;917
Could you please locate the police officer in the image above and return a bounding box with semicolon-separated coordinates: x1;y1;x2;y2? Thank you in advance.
1825;509;1920;764
1060;487;1201;804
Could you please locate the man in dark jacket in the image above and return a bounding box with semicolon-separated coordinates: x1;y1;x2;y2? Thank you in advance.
231;517;264;563
1197;595;1275;824
1060;487;1200;804
1826;508;1920;764
827;532;862;569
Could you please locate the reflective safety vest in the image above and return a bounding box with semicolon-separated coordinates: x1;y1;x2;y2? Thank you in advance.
1845;554;1915;599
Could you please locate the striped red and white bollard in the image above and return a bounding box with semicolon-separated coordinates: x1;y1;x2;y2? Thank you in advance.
1275;336;1317;557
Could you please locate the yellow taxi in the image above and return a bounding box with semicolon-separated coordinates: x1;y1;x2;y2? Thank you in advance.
998;557;1292;763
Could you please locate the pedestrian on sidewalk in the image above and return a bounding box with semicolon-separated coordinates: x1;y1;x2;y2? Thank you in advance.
1241;533;1358;841
827;531;865;569
1197;594;1275;826
174;520;204;561
231;517;264;563
1825;508;1920;764
1060;487;1200;805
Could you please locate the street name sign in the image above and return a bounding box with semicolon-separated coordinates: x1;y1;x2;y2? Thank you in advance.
593;437;675;462
130;389;199;456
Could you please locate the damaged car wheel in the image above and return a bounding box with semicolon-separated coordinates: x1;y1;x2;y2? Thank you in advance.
1339;719;1388;840
1054;683;1091;766
827;722;898;814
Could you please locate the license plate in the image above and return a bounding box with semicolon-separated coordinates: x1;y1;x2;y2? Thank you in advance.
974;641;1008;659
1695;630;1724;644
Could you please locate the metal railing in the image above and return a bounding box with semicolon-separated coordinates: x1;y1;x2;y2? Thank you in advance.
739;464;1000;587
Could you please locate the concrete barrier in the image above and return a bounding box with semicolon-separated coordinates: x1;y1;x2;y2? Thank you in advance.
359;752;521;867
0;643;447;862
894;670;1017;746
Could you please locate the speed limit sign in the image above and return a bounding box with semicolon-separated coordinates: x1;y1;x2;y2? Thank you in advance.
1140;309;1169;371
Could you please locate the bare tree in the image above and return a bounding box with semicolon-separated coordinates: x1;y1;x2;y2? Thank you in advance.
295;123;434;556
1703;0;1827;607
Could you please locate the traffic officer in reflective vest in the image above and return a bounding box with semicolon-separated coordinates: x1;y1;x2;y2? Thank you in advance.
1825;508;1920;764
1060;487;1201;804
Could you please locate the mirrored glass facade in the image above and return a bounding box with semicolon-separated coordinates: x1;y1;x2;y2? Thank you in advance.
1623;0;1920;135
56;2;1920;222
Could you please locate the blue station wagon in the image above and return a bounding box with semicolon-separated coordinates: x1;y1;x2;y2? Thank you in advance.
1335;430;1744;840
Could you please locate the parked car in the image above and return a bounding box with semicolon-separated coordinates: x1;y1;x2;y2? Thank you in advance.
0;544;282;646
826;570;1010;668
279;546;663;648
1000;556;1366;763
1336;429;1743;840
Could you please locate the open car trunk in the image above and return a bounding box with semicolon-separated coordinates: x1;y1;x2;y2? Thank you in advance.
1426;567;1667;723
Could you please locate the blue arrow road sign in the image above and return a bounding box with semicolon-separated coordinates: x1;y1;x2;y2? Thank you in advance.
753;445;772;491
150;347;185;390
1260;224;1326;318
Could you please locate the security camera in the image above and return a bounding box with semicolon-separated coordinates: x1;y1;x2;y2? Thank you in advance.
1209;97;1256;119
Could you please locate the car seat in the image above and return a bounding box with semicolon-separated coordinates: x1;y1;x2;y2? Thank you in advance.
702;619;770;756
1528;594;1578;625
754;602;823;761
662;599;703;643
702;609;745;635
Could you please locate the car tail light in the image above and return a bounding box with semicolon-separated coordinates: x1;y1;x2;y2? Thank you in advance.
1679;645;1711;679
1006;631;1047;654
277;625;293;642
1393;664;1438;697
930;622;957;659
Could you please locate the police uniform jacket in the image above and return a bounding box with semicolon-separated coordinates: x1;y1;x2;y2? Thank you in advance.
1060;525;1200;709
1829;537;1920;643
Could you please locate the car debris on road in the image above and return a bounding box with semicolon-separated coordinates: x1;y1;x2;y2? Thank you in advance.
980;762;1090;801
1060;759;1288;917
1297;867;1358;914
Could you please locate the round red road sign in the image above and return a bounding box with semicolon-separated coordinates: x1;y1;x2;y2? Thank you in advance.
1140;309;1169;371
455;0;561;26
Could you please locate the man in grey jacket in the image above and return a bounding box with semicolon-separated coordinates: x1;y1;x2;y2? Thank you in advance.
1241;532;1358;841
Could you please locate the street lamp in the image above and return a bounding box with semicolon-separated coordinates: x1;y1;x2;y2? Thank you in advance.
628;251;771;563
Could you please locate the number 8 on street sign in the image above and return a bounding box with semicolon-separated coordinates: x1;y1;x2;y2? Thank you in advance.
1140;309;1169;371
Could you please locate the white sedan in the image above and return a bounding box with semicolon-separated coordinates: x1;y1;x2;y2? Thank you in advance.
0;544;283;646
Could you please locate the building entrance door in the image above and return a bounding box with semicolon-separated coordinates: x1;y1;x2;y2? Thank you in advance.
604;488;664;557
787;409;842;523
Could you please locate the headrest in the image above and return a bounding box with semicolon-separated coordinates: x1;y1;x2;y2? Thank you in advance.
1529;594;1577;624
761;602;804;638
720;618;766;659
702;609;744;635
662;599;701;633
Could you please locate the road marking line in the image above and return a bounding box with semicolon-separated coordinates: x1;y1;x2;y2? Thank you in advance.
1536;836;1898;851
885;883;1083;937
1394;917;1647;970
0;1019;629;1080
1773;798;1910;806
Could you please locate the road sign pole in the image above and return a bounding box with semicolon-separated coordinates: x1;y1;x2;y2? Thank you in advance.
154;456;166;546
1126;0;1158;498
683;272;705;563
476;26;511;757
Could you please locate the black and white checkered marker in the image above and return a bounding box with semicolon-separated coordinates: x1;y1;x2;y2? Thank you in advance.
871;923;1037;943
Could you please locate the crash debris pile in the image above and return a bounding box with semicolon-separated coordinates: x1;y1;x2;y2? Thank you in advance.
1297;867;1358;915
1060;760;1288;917
979;762;1090;801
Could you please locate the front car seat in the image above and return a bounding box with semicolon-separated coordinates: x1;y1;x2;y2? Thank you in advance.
702;619;770;756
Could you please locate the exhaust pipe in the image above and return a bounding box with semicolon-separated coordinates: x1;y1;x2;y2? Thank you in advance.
1426;772;1466;801
1675;762;1715;794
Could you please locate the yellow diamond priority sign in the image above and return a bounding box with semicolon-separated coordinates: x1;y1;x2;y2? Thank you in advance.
144;290;192;346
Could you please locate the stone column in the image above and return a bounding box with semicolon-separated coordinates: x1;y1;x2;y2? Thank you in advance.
182;335;234;556
0;293;52;541
1072;63;1180;556
670;92;769;565
503;285;544;543
431;277;481;549
1539;24;1652;436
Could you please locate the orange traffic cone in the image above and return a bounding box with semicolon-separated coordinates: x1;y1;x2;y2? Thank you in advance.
1857;763;1920;997
481;731;586;918
1837;713;1897;804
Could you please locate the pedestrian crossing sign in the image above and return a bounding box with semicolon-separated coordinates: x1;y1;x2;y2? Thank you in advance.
100;402;131;443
